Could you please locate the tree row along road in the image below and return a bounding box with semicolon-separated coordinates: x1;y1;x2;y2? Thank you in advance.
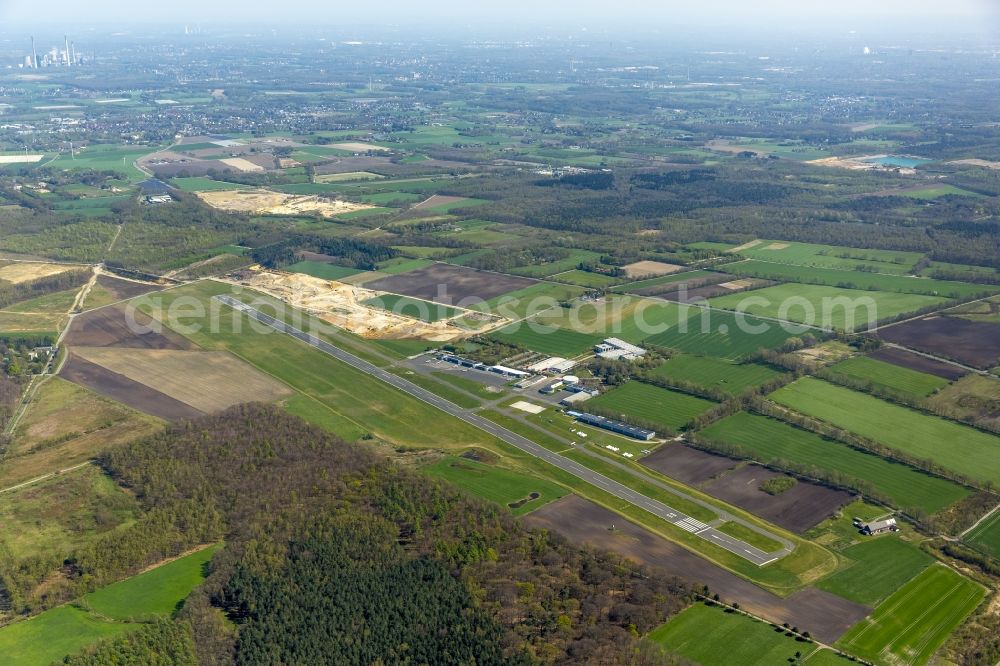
215;295;788;566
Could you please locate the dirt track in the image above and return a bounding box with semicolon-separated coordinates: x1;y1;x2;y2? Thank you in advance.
522;495;869;644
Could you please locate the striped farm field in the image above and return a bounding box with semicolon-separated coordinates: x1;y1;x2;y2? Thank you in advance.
489;322;603;357
826;355;950;398
708;283;950;332
652;354;784;396
647;602;817;665
964;508;1000;559
835;564;985;666
771;378;1000;486
644;305;802;360
719;260;995;299
588;381;716;432
696;412;969;514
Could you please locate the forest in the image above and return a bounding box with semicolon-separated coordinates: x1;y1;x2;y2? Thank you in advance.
20;405;694;665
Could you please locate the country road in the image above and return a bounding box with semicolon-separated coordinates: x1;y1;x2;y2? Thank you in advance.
215;295;788;566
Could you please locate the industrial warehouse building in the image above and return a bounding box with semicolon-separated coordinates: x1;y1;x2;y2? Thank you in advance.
594;338;647;361
566;410;656;440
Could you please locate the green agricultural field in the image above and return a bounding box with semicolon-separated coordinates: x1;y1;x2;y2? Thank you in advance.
285;261;363;281
507;249;603;278
470;282;586;320
530;295;675;344
611;269;712;293
423;456;568;516
274;182;346;195
652;355;784;395
358;191;425;205
709;283;950;331
696;413;969;514
826;355;950;398
964;509;1000;559
644;305;801;360
375;258;434;275
920;261;999;281
719;260;994;299
490;321;604;357
772;378;1000;486
363;293;463;322
737;240;925;275
335;206;394;219
902;184;982;199
170;177;249;192
0;545;219;665
82;544;222;619
836;564;985;666
550;269;625;288
0;606;132;666
587;381;715;432
647;602;816;665
47;144;160;182
816;537;934;606
417;196;488;214
3;286;81;315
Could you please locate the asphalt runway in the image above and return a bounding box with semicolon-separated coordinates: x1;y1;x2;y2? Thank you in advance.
216;295;782;566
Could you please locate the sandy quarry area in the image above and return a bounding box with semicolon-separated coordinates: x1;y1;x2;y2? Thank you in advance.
0;262;77;284
807;155;918;174
230;270;467;341
196;189;373;217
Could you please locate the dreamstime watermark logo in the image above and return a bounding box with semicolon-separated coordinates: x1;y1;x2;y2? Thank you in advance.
121;282;880;341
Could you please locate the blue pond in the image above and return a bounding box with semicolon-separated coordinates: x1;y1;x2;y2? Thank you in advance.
862;155;932;168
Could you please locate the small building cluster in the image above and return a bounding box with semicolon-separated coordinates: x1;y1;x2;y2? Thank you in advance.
594;338;647;361
437;353;530;379
525;356;577;374
853;516;898;535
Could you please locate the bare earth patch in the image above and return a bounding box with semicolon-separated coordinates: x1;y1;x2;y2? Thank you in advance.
328;142;391;153
0;262;77;284
718;279;755;290
229;270;470;341
510;401;546;414
621;260;684;279
195;189;373;217
761;242;790;250
71;347;293;414
0;155;44;164
219;157;265;173
728;239;762;252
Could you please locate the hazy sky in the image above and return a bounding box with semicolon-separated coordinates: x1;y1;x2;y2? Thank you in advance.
1;0;998;34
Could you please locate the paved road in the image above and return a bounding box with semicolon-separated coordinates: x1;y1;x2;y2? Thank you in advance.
216;295;783;566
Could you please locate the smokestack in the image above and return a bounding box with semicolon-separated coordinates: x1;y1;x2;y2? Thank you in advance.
31;36;37;68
